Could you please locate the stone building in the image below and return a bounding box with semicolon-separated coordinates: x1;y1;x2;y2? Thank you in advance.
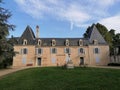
13;25;109;67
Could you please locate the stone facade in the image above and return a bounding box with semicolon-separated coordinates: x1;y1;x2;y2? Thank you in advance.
13;25;110;67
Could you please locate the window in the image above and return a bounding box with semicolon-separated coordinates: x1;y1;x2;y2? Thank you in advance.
36;48;43;55
78;48;85;54
65;48;71;54
51;48;57;54
65;39;69;46
93;40;98;45
22;57;26;64
51;58;56;64
79;39;83;46
23;39;27;45
38;48;43;54
22;48;28;54
52;39;56;46
38;39;42;46
94;48;99;54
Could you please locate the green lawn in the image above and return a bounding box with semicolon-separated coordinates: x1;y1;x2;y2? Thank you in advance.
0;67;120;90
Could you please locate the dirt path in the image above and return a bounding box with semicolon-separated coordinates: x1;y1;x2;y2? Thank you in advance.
0;66;34;78
0;66;120;78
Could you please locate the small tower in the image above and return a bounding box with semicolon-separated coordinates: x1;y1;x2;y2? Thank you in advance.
36;25;39;38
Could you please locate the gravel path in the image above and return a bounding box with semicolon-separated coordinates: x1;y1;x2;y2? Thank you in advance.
0;66;34;78
0;66;120;78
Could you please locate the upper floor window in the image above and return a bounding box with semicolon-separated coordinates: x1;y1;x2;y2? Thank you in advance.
51;48;57;54
23;39;27;45
79;39;83;46
36;48;43;55
65;39;69;46
52;39;56;46
64;48;71;54
21;48;28;54
38;39;42;46
78;48;85;54
94;48;100;54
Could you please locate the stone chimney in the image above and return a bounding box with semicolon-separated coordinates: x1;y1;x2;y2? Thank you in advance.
36;25;39;38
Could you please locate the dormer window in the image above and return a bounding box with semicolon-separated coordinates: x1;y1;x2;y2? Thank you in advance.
79;39;83;46
66;39;69;46
93;39;98;45
52;39;56;46
38;39;42;46
23;39;27;45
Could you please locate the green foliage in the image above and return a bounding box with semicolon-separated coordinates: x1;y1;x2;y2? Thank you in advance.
0;67;120;90
0;0;15;68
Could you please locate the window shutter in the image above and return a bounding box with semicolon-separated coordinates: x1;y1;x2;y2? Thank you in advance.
83;49;85;54
36;48;38;54
78;48;80;55
55;48;57;54
21;49;23;54
50;48;52;54
98;48;100;54
69;48;71;54
64;48;66;53
93;48;95;54
41;48;43;54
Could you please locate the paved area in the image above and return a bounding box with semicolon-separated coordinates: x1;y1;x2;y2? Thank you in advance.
0;66;120;78
0;66;34;78
89;66;120;69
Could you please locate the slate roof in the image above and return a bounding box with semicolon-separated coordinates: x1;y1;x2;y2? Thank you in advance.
14;25;107;46
88;25;107;44
18;25;36;45
35;38;89;46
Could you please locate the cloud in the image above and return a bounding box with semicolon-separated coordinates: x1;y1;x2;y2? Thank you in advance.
99;15;120;33
14;0;120;31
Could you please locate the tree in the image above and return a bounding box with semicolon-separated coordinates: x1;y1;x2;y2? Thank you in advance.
0;0;15;68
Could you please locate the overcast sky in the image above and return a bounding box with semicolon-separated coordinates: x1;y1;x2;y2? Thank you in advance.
2;0;120;38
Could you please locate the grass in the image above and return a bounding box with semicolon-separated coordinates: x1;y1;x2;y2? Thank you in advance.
0;67;120;90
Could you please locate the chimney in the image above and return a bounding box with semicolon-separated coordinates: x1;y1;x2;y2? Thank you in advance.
36;25;39;38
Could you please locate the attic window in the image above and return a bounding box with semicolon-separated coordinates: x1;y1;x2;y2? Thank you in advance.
93;39;98;45
23;39;27;45
38;39;42;46
52;39;56;46
79;39;83;46
66;39;69;46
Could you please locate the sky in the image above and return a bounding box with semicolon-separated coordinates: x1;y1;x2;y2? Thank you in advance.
2;0;120;38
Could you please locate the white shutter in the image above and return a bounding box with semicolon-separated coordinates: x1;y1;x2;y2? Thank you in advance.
26;48;28;54
41;48;43;54
64;48;66;53
69;48;71;54
55;48;57;54
36;48;38;55
50;48;52;54
21;49;23;54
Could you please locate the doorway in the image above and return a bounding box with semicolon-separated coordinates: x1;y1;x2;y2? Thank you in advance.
80;57;84;65
37;58;41;66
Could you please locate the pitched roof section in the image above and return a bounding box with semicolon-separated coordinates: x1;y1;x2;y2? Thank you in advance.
36;38;89;46
88;25;107;44
18;25;36;45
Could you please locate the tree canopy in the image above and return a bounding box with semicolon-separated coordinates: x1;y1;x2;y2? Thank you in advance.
0;0;15;68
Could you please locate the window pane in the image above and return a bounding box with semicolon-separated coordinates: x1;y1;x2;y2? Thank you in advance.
66;48;70;54
23;48;27;54
38;49;41;54
52;48;57;54
95;48;99;54
80;48;84;53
